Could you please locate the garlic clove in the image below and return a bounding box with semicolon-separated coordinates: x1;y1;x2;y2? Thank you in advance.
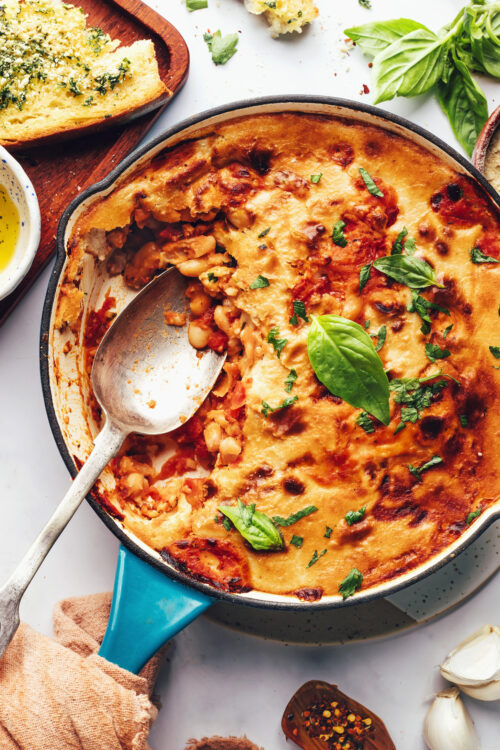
460;680;500;702
440;625;500;690
424;688;481;750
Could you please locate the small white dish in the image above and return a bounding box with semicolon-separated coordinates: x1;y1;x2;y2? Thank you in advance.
0;145;40;301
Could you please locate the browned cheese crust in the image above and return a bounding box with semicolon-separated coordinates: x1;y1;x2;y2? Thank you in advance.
61;113;500;598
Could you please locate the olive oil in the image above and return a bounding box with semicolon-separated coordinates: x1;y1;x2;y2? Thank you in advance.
0;187;19;272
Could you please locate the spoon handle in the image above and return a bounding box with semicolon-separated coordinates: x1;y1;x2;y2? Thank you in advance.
0;420;125;658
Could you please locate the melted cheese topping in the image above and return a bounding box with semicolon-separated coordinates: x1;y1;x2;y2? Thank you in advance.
65;113;500;600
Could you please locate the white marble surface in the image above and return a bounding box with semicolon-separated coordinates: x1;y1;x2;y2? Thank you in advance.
0;0;499;747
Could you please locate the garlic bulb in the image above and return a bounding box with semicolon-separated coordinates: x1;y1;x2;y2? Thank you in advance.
440;625;500;701
424;688;481;750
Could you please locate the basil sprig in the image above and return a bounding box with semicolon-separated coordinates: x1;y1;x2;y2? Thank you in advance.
307;315;390;425
345;3;500;155
218;500;284;551
373;254;443;289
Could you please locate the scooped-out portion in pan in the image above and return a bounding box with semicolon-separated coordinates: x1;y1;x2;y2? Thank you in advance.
54;112;500;601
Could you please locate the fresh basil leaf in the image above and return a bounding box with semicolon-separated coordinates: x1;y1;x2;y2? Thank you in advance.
310;173;322;183
284;369;298;393
436;56;488;156
392;226;408;254
359;262;372;291
470;246;500;264
345;19;429;57
338;568;363;599
373;255;443;289
307;548;327;568
289;299;308;325
407;454;443;482
307;315;390;424
273;505;318;527
373;324;387;352
261;395;298;417
290;535;303;548
467;7;500;78
203;31;238;65
345;506;366;525
443;323;453;339
372;28;448;103
364;320;370;329
324;525;333;539
218;500;284;550
404;236;417;255
489;346;500;359
186;0;207;10
390;372;448;428
407;290;450;333
267;326;288;358
356;411;375;433
332;220;348;247
250;275;270;289
359;0;371;8
466;506;483;525
425;342;451;362
359;167;384;197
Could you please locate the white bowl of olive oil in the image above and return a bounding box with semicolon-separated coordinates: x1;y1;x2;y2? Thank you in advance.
0;146;40;301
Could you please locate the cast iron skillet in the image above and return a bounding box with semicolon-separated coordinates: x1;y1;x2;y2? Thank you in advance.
40;96;500;672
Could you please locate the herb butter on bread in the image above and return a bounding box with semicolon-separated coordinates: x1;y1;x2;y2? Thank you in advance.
0;0;168;148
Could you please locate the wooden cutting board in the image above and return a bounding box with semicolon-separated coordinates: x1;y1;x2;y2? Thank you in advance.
0;0;189;326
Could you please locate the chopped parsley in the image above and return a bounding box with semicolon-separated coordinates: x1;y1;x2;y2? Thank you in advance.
459;414;469;427
261;395;298;417
391;226;408;255
345;507;366;526
307;548;327;567
356;411;375;433
389;372;448;433
332;220;348;247
359;262;372;291
408;455;443;482
466;507;483;524
273;505;318;527
359;167;384;197
470;247;499;264
284;369;298;393
310;173;323;184
250;275;270;289
222;517;232;531
407;291;450;335
289;299;308;325
372;324;386;352
324;525;333;539
267;326;288;358
207;272;218;282
443;323;453;339
489;346;500;359
425;342;451;363
290;535;303;548
258;226;271;238
94;58;131;95
404;236;417;255
186;0;208;9
203;31;238;65
338;568;363;599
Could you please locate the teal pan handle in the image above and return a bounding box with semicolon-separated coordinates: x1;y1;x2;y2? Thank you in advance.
99;545;214;673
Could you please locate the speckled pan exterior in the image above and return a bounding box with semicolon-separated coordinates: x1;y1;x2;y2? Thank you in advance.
40;97;500;614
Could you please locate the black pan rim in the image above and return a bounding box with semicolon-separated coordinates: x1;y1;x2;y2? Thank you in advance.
40;94;500;613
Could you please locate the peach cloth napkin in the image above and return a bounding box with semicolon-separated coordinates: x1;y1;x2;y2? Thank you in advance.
0;592;263;750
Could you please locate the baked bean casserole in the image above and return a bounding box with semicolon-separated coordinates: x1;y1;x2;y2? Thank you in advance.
57;113;500;600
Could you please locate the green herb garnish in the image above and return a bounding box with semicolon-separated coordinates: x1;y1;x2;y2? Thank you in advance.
273;505;318;527
289;299;308;325
443;323;453;339
425;342;451;363
324;525;333;538
359;167;384;197
373;254;443;289
392;226;408;255
307;548;327;568
310;173;323;183
390;372;448;432
372;324;387;352
407;290;450;334
459;414;469;427
267;326;288;358
290;535;303;548
345;506;366;525
203;30;238;65
307;314;390;424
250;275;270;289
470;247;500;264
359;262;372;291
356;411;375;433
408;454;443;482
489;346;500;359
218;500;284;550
284;369;298;393
186;0;208;10
338;568;363;599
332;220;348;247
207;272;218;282
261;395;298;417
258;226;271;238
466;507;483;525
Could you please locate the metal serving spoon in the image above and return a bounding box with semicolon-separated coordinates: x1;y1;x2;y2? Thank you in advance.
0;267;225;658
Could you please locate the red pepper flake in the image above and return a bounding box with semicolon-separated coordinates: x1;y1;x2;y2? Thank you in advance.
360;84;370;95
